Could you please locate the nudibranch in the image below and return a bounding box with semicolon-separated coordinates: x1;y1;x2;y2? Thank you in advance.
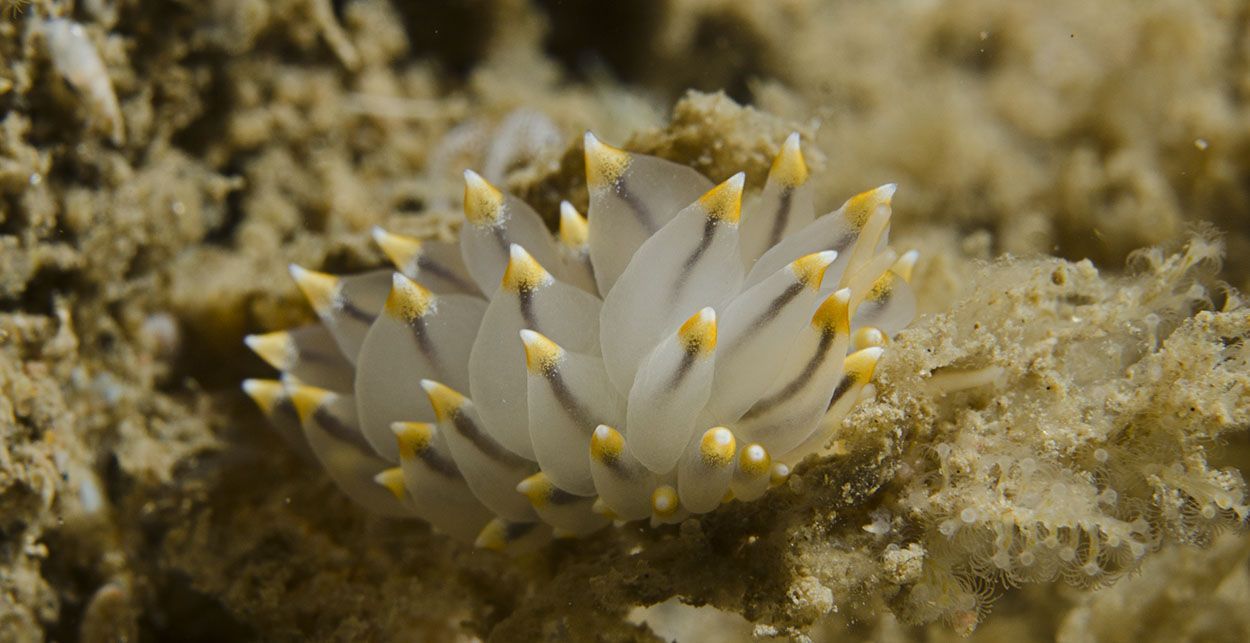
243;132;918;551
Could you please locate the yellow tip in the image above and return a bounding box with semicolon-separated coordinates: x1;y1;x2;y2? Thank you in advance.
590;424;625;464
591;497;618;519
843;183;896;228
385;272;435;321
474;518;509;551
769;132;809;188
698;172;745;223
852;327;887;351
812;288;852;336
558;201;589;251
844;346;884;383
867;271;897;304
372;227;423;273
737;443;772;478
583;131;631;189
391;421;434;460
420;379;466;421
651;485;679;518
374;468;407;500
288;265;340;316
790;250;839;290
699;427;737;467
678;307;717;356
242;379;285;415
519;329;563;374
502;244;553;292
244;331;295;370
893;250;919;283
770;463;791;487
288;384;333;423
516;472;553;507
463;169;505;226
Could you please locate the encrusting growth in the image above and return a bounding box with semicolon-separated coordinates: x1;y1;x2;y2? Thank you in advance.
244;131;918;550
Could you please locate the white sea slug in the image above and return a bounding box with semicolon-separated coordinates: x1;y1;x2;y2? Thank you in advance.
243;132;918;550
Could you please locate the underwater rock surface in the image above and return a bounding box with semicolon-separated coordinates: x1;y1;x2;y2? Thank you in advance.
0;0;1247;640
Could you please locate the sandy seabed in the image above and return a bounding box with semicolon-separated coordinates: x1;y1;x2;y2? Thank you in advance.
1;0;1248;640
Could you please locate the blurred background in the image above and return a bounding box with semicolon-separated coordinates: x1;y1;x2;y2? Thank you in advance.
0;0;1247;640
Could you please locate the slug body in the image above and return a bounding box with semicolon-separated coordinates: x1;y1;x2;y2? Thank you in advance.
245;132;917;550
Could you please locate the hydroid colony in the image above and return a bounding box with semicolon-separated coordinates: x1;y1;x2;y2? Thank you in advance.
242;132;917;550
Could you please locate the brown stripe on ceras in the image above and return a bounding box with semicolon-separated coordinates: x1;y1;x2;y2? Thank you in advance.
338;299;376;324
517;286;538;328
273;397;302;430
663;338;702;392
548;486;586;506
832;230;859;254
796;231;858;273
673;217;719;297
313;406;375;452
417;446;464;480
741;329;835;421
407;316;445;376
540;368;597;435
449;407;532;468
618;182;657;234
825;374;854;412
742;281;806;334
297;346;347;367
766;187;795;248
598;448;639;477
416;255;478;293
491;226;509;253
505;520;539;541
